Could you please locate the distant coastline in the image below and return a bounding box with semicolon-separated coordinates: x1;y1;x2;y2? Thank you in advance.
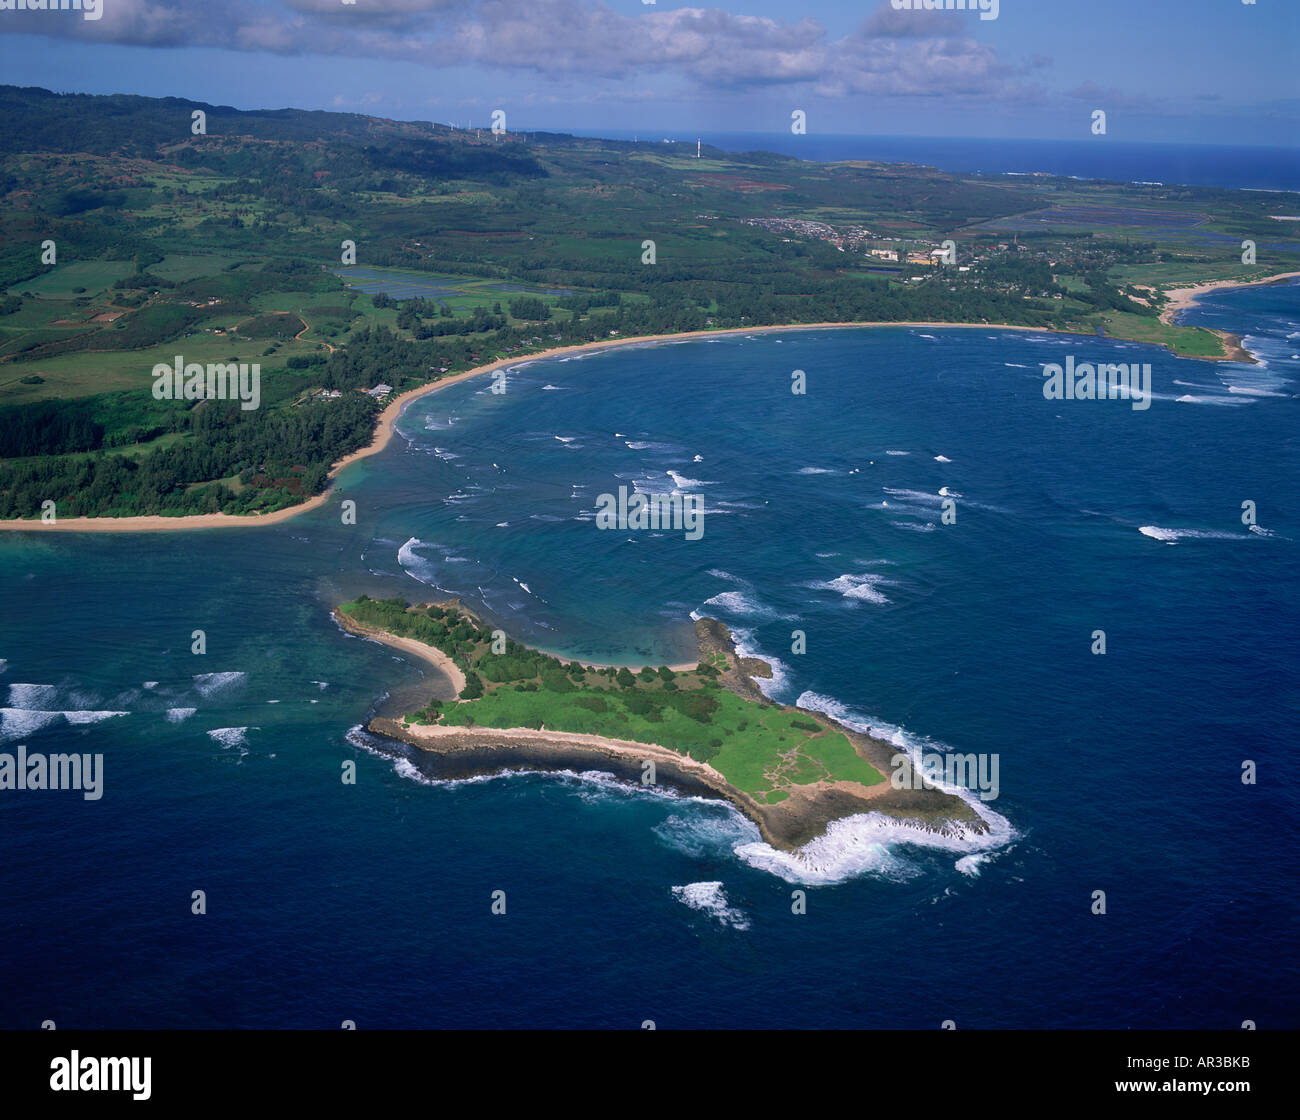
1159;270;1300;326
3;291;1291;533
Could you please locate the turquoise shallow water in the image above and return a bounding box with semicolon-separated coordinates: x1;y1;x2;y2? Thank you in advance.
2;284;1297;1028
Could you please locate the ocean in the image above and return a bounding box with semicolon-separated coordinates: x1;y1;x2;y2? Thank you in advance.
570;131;1300;193
1;282;1297;1029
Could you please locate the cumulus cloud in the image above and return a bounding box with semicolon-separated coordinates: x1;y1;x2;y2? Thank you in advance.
0;0;1028;101
862;1;973;38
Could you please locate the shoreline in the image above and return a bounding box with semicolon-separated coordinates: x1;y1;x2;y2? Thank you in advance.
1159;269;1300;327
333;603;695;692
332;608;467;697
368;716;986;851
5;294;1290;534
358;614;986;851
0;319;1113;534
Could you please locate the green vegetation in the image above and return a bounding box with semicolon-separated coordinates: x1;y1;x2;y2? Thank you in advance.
1099;311;1232;358
0;391;377;518
2;84;1296;518
339;596;884;798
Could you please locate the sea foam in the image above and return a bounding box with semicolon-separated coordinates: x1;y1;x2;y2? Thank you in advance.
670;881;751;930
1138;525;1246;544
809;572;892;606
7;683;58;709
0;708;64;743
192;672;247;697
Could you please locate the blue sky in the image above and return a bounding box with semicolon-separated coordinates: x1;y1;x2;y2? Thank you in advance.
0;0;1296;145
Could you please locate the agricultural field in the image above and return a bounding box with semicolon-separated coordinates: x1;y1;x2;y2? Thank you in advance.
1;85;1297;518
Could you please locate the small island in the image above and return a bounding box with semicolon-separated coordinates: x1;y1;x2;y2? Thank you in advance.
335;596;984;850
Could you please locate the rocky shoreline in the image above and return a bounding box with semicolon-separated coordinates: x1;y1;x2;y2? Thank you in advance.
362;617;986;852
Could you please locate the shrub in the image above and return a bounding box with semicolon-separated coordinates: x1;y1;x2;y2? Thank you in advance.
541;669;574;693
622;692;662;718
666;690;719;724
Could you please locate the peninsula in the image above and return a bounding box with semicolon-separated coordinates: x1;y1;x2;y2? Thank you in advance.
336;596;985;850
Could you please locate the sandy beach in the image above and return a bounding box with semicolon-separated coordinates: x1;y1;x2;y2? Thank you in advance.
0;320;1048;534
4;302;1283;535
332;609;468;695
1159;270;1300;326
0;358;502;533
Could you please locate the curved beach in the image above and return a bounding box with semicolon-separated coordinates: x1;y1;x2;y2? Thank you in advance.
0;320;1055;533
4;296;1283;535
1159;269;1300;325
332;607;467;696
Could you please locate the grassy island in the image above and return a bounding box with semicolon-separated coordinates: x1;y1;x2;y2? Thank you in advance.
337;596;984;849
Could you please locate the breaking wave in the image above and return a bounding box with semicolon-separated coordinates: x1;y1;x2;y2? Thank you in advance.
670;882;750;930
192;672;247;697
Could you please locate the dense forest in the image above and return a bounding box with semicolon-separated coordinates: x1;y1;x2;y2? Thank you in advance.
0;394;377;519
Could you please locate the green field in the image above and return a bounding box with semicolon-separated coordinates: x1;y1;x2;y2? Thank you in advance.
339;597;886;800
1100;311;1229;358
6;260;134;300
2;85;1297;519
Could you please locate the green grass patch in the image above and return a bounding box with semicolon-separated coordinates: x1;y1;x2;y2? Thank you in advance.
6;261;134;300
340;596;886;797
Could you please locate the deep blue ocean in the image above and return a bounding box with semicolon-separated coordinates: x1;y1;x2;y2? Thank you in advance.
2;283;1297;1029
571;131;1300;193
